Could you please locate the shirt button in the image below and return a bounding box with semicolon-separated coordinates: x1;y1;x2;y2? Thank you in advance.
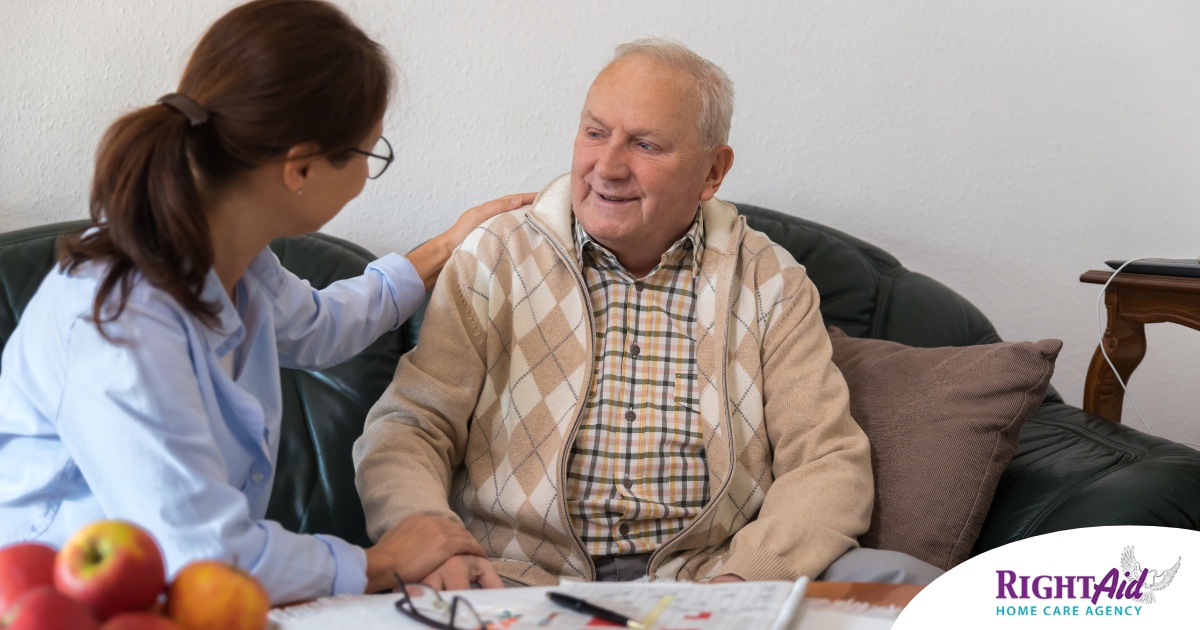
250;471;264;484
619;523;630;536
634;281;644;292
623;476;633;489
624;410;636;422
630;343;641;357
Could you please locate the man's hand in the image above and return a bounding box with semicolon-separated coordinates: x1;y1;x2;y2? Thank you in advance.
364;513;486;593
708;574;746;584
420;555;504;591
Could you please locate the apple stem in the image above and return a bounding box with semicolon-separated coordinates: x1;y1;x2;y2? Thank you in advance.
84;542;103;566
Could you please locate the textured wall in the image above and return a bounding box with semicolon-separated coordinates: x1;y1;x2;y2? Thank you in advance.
2;0;1198;447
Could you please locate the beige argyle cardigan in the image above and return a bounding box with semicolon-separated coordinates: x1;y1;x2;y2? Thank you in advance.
354;174;872;586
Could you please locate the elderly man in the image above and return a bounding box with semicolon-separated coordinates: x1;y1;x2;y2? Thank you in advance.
355;39;941;588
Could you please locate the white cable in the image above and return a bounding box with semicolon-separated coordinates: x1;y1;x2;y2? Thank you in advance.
1094;259;1200;449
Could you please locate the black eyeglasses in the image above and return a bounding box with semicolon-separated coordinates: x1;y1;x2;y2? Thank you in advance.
393;573;486;630
348;135;394;179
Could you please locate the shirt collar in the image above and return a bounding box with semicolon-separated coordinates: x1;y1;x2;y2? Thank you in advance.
573;206;706;274
195;267;244;356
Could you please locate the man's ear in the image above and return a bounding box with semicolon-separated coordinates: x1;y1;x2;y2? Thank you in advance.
282;142;322;194
698;145;735;202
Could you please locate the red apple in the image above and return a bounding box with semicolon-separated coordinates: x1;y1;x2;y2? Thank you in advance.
0;585;98;630
0;542;56;613
100;612;183;630
165;561;269;630
54;520;166;621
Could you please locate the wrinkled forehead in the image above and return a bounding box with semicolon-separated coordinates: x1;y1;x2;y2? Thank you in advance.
583;56;702;135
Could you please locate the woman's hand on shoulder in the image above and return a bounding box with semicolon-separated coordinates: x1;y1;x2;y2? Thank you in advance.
441;193;537;252
407;193;536;290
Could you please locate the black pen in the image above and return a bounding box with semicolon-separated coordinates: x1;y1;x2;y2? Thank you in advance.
547;591;648;629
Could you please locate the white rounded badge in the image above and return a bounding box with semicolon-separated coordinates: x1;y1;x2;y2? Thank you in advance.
895;526;1198;628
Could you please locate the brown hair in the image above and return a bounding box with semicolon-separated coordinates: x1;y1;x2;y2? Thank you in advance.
59;0;392;334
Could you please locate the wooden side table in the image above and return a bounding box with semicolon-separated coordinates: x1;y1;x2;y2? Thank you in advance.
1079;270;1200;423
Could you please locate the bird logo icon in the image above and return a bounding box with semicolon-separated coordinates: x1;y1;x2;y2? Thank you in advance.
1120;546;1181;604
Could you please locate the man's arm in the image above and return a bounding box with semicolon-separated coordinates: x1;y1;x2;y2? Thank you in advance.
715;258;873;581
352;246;489;542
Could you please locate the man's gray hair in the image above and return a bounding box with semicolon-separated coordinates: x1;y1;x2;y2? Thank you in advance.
611;38;734;150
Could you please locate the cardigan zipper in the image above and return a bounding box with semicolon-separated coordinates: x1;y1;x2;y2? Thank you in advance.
647;218;746;578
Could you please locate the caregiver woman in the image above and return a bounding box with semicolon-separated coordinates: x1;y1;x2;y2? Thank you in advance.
0;0;520;603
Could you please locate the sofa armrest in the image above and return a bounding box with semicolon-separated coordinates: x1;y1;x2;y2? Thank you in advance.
973;401;1200;556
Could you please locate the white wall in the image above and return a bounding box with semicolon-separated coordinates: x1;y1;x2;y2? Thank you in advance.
3;0;1198;447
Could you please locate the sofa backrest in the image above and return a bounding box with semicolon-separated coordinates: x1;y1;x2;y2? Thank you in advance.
733;204;1002;348
0;206;1006;549
0;222;73;356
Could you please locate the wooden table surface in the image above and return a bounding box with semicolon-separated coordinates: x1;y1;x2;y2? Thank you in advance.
805;581;923;608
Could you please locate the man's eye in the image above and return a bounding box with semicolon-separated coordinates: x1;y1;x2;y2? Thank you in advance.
637;142;655;151
586;130;602;139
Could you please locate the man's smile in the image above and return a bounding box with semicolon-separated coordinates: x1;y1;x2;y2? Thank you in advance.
594;191;637;204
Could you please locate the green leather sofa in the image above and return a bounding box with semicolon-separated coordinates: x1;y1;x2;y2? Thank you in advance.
2;208;1198;561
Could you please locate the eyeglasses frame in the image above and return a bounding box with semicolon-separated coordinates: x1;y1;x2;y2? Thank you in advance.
348;135;393;179
392;572;486;630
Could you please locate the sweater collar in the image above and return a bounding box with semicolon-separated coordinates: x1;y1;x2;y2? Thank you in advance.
573;207;705;274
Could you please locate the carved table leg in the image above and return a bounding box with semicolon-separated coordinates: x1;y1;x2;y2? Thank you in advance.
1080;270;1200;424
1083;292;1146;423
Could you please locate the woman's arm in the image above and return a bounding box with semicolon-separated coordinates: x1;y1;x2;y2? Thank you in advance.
271;193;535;370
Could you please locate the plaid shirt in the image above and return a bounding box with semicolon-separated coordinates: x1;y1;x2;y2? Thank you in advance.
566;211;710;556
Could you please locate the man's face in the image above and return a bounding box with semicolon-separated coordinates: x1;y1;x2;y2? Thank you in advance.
571;56;732;267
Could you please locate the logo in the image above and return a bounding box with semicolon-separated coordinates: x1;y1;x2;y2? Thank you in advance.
993;546;1182;618
1120;546;1181;604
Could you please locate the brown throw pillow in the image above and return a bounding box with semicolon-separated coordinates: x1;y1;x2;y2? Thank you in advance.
826;327;1062;570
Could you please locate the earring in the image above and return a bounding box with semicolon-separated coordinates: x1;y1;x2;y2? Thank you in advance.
297;188;303;195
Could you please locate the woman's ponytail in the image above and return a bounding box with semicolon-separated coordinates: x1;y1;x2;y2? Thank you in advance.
60;103;217;337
